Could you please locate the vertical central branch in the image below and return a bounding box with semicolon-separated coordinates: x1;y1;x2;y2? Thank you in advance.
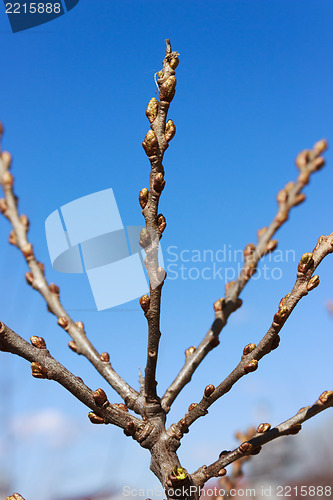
139;40;179;405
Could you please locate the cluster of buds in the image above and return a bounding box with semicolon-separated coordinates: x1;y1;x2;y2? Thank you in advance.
30;336;47;349
31;362;48;379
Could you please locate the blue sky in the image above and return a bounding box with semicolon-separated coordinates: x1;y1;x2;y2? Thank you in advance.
0;1;332;498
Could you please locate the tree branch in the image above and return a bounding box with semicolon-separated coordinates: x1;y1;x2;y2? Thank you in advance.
140;39;179;405
0;321;144;435
0;129;141;413
168;232;333;436
162;140;328;412
192;390;333;484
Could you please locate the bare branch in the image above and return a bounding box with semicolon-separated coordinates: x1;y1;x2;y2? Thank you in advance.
0;321;144;434
168;232;333;436
162;140;328;412
193;390;333;484
0;130;140;413
140;39;179;405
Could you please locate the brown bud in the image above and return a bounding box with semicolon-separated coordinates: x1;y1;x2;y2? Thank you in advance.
100;352;110;362
274;305;288;324
209;336;220;348
235;298;243;310
49;283;60;295
250;446;262;456
298;252;313;273
313;139;328;155
1;170;13;186
204;384;215;398
218;468;227;477
37;262;45;274
243;343;256;356
25;272;34;286
76;376;84;383
277;189;288;204
271;335;280;350
257;423;271;433
165;119;176;142
266;239;278;253
257;227;267;239
188;403;198;412
68;341;78;352
30;336;46;349
9;230;17;246
88;412;104;424
295;150;311;169
19;214;29;230
244;359;258;374
7;494;26;500
185;346;196;357
142;130;158;156
157;213;167;233
214;298;225;312
58;316;69;330
124;420;135;436
157;267;166;282
146;97;158;123
0;198;8;215
159;75;177;102
114;403;128;412
21;243;34;261
238;442;253;454
139;188;148;209
1;151;12;169
31;362;48;379
287;424;302;435
76;321;84;330
313;156;325;171
140;294;150;313
307;275;319;291
318;390;333;405
243;243;256;258
93;388;108;406
169;57;179;69
279;293;291;309
139;228;151;248
153;172;165;193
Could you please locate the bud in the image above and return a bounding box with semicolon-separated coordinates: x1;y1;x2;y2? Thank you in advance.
243;343;256;356
139;188;148;209
157;213;167;233
31;362;48;379
298;170;310;185
30;336;46;349
277;189;288;204
279;293;290;309
244;359;258;374
295;150;311;169
225;280;236;293
273;305;288;324
7;494;25;500
313;139;328;155
68;341;78;352
140;294;150;313
153;172;165;193
9;230;17;246
298;406;309;413
188;403;198;412
165;119;176;142
318;390;333;405
307;275;320;291
114;403;129;412
146;97;159;123
93;388;108;406
100;352;110;362
235;298;243;310
0;198;8;215
142;130;158;156
124;420;135;436
285;181;295;192
76;321;84;330
1;151;12;169
139;228;151;248
19;214;29;230
257;423;271;433
25;272;34;286
49;283;60;295
238;442;253;454
157;267;166;282
157;70;164;79
243;243;256;258
76;376;84;383
21;243;34;260
293;193;306;206
58;316;69;330
88;412;104;424
1;170;13;186
214;298;225;312
266;239;278;253
298;252;313;273
257;227;267;239
313;156;325;171
209;336;220;348
38;262;45;274
204;384;215;397
169;57;179;69
159;75;177;102
288;424;302;435
271;334;280;350
185;346;196;357
218;468;227;477
275;210;288;225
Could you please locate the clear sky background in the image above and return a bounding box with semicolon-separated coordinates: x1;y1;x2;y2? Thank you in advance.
0;1;332;499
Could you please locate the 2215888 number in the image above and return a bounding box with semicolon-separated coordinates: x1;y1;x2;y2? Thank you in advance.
5;3;61;14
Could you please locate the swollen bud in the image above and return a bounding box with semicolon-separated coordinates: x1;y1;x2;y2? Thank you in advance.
1;151;12;170
146;98;159;123
58;316;69;330
0;198;8;215
156;267;166;282
30;336;47;349
142;130;158;157
185;346;196;357
139;228;151;249
114;403;129;412
257;423;271;433
165;119;176;142
188;403;198;412
157;213;167;233
244;360;258;374
204;384;215;398
1;170;13;186
238;442;253;454
266;240;278;253
295;150;311;169
318;390;333;405
159;75;177;102
21;243;34;261
307;275;320;291
88;412;104;424
243;343;256;356
25;272;34;286
100;352;110;362
313;157;325;171
169;57;179;69
93;388;108;406
214;298;225;312
31;362;48;379
313;139;328;155
140;294;150;313
273;305;288;324
139;188;148;209
153;173;165;193
298;253;313;273
49;283;60;295
68;341;78;352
